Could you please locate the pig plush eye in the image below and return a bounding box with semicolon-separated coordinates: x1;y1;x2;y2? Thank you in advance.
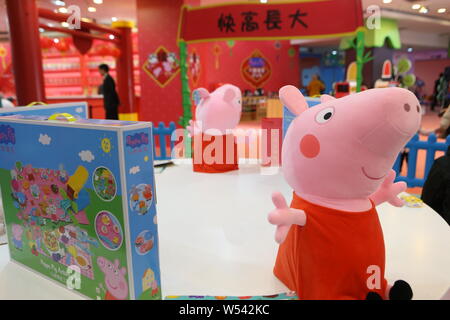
315;107;334;124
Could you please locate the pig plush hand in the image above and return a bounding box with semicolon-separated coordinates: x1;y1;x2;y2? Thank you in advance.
369;169;407;207
189;84;242;136
268;192;306;243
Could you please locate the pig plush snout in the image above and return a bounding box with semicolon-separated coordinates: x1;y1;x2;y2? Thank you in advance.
359;88;421;157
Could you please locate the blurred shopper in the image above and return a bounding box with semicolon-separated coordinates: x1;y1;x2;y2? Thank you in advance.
98;64;120;120
435;106;450;139
421;146;450;225
430;73;443;111
307;74;325;97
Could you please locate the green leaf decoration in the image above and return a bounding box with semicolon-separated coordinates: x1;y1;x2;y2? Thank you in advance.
402;74;416;87
397;58;412;74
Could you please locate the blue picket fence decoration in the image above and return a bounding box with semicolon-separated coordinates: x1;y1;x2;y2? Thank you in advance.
151;121;177;161
393;133;450;187
151;121;450;183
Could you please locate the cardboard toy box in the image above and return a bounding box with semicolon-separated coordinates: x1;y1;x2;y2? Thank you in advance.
0;115;161;300
0;102;88;119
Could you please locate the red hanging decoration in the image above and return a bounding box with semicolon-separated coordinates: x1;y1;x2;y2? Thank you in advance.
92;43;121;57
40;37;54;51
54;38;71;53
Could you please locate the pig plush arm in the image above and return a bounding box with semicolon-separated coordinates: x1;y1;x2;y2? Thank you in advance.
186;119;197;137
369;169;406;207
268;192;306;243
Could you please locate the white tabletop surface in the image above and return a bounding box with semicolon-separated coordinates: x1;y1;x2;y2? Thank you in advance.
0;160;449;300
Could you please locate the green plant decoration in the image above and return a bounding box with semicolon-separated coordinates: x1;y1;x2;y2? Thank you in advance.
178;40;192;158
347;30;374;92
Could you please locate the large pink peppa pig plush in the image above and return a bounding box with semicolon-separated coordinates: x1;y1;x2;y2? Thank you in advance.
268;86;421;300
188;84;242;173
97;256;128;300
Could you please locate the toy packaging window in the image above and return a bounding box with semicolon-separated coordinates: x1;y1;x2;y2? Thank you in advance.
0;116;161;300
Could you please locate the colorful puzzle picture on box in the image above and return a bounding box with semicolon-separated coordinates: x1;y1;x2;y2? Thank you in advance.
0;118;161;300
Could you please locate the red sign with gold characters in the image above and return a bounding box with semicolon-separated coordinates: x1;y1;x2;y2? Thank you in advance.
178;0;363;43
241;50;272;89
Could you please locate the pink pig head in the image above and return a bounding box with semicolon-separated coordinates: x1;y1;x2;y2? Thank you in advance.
280;86;421;200
192;84;242;134
97;256;128;300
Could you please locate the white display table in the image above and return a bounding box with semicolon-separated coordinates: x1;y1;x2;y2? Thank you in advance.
0;161;449;300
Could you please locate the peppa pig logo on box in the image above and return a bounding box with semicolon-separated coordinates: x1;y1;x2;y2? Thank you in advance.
126;132;149;149
0;125;15;145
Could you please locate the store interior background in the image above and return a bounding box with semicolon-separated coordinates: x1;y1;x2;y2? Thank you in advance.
0;0;449;193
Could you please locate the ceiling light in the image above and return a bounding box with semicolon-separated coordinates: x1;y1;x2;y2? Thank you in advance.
419;6;428;13
437;8;447;13
61;22;69;27
58;7;68;13
332;50;338;55
53;38;60;43
411;4;421;10
109;34;115;40
260;0;268;3
93;0;103;4
407;48;413;52
54;0;65;6
111;17;118;22
88;7;97;12
382;0;392;4
39;28;45;33
48;23;54;27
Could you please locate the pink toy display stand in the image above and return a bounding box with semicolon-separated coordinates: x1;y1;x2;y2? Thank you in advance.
192;133;239;173
261;118;282;167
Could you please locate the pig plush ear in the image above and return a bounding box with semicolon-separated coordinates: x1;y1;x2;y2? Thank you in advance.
114;259;120;268
279;85;308;116
223;85;242;110
192;88;209;106
320;94;336;103
224;87;236;102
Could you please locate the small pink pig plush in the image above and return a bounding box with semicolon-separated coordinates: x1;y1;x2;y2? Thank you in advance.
269;86;421;300
188;84;242;173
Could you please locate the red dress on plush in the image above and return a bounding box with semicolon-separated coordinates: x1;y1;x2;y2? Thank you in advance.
274;193;388;300
192;133;239;173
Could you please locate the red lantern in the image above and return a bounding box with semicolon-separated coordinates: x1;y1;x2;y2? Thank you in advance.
40;37;54;51
55;38;70;53
110;47;121;58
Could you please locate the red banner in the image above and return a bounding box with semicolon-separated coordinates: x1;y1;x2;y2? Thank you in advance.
178;0;363;43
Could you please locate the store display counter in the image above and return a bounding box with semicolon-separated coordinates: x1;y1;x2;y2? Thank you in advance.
0;161;449;300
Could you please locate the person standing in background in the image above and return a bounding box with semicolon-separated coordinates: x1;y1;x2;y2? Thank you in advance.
307;74;325;97
98;64;120;120
421;146;450;226
430;73;443;111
